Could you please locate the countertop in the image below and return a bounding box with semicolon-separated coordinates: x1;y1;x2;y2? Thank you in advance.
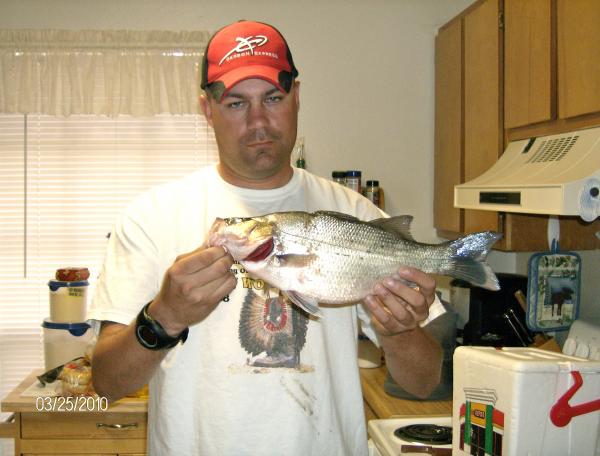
4;367;451;417
1;370;147;413
359;365;452;419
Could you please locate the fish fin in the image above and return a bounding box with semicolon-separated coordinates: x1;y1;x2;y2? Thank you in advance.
284;291;323;318
370;215;415;241
448;231;503;290
276;254;317;268
314;210;361;223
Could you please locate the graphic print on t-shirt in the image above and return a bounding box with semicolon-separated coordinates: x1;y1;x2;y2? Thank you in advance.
238;288;309;368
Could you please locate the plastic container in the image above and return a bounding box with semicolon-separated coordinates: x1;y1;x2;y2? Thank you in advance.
42;319;93;370
364;180;381;207
48;280;88;323
346;170;362;193
331;171;347;186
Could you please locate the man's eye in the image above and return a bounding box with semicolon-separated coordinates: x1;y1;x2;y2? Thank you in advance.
225;101;245;109
265;95;283;104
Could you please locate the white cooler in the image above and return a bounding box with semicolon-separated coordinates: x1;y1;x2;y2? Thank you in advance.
453;346;600;456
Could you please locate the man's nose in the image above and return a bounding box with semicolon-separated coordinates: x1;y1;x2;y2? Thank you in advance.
247;102;268;128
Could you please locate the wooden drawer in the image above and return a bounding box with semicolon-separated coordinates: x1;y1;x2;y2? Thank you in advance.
21;412;147;439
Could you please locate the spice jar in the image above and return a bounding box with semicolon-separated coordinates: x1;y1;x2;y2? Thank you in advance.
331;171;347;186
364;180;380;207
346;170;362;193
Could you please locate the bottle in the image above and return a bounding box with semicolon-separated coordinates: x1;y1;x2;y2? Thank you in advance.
331;171;347;186
364;180;380;207
294;136;306;169
346;170;362;193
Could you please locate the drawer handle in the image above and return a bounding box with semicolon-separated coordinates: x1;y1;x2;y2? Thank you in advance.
96;422;138;430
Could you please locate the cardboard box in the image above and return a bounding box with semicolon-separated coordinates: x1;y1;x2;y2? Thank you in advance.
453;347;600;455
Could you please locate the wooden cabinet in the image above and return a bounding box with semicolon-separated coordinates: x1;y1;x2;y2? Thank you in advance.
434;18;462;235
463;0;503;234
435;0;503;240
557;0;600;119
435;0;600;251
1;371;147;456
504;0;553;128
504;0;600;126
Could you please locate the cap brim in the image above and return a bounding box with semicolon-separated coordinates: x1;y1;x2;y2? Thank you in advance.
215;64;290;98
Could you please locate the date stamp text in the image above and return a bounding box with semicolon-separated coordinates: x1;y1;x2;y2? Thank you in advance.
35;396;109;412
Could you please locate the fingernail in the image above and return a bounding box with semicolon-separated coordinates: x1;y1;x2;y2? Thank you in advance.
384;278;395;287
398;268;411;277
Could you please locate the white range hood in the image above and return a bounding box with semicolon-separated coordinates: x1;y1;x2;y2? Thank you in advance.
454;126;600;221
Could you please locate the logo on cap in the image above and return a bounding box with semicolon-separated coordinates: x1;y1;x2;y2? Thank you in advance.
219;35;269;66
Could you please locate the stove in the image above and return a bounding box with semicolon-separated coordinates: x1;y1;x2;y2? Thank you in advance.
368;415;452;456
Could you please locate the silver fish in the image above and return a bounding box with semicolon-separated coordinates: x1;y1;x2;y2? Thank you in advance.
208;211;502;317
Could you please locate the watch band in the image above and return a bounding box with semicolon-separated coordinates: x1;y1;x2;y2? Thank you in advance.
135;302;189;350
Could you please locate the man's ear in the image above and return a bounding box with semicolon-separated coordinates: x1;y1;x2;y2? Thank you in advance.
293;80;300;113
199;94;214;128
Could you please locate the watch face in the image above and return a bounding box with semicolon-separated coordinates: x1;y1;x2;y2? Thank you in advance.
137;325;159;348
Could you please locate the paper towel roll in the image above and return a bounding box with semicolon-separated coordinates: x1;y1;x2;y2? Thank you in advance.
578;178;600;222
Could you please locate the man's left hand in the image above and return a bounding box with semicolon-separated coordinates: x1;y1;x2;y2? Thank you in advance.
363;267;436;336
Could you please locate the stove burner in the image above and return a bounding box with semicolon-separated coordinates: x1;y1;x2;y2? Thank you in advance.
393;424;452;445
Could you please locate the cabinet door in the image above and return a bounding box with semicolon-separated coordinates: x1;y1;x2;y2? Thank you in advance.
434;19;462;235
558;0;600;118
504;0;553;128
464;0;502;233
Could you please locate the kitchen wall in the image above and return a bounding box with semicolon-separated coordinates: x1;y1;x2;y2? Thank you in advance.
0;0;474;239
2;0;598;325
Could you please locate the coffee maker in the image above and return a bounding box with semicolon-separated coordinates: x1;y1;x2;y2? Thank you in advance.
451;273;534;347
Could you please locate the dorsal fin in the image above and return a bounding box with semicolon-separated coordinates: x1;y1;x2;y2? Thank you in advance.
370;215;415;241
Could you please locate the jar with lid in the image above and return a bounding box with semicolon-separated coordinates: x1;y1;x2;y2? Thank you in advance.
364;180;380;207
331;171;347;186
346;170;362;193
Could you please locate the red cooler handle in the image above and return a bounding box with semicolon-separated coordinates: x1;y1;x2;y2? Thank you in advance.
550;371;600;427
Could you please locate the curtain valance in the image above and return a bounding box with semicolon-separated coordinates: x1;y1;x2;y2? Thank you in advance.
0;29;210;116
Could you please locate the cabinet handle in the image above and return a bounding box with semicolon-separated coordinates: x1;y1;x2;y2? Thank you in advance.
96;422;138;430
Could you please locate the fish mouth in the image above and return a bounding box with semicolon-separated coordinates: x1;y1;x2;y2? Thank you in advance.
243;238;274;262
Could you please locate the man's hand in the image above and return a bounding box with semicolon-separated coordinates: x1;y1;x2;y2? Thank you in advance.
363;267;436;336
148;243;237;335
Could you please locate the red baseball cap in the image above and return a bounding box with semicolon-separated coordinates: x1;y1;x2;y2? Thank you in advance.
201;20;299;100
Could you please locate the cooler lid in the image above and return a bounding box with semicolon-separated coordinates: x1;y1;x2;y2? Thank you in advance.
455;346;600;373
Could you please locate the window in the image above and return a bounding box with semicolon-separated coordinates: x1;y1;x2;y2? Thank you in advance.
0;113;217;422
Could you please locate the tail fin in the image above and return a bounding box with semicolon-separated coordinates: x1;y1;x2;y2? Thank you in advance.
448;232;502;290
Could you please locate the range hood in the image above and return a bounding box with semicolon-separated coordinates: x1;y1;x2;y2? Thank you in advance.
454;126;600;222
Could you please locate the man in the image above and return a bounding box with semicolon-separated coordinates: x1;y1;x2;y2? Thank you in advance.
90;20;443;455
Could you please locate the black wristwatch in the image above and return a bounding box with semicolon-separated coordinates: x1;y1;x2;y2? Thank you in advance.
135;302;189;350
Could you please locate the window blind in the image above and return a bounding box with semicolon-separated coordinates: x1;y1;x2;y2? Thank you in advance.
0;114;218;424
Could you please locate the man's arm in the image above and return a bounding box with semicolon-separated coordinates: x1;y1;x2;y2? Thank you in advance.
92;245;236;401
378;326;442;398
93;321;167;401
363;267;443;399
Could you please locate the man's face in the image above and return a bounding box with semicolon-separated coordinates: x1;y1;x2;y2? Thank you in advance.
200;78;300;187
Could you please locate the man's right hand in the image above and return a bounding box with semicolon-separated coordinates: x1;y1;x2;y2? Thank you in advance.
148;244;237;336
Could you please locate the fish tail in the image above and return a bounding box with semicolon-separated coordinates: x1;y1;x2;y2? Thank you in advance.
447;231;502;290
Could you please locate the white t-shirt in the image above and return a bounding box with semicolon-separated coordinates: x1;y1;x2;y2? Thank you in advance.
89;165;444;456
